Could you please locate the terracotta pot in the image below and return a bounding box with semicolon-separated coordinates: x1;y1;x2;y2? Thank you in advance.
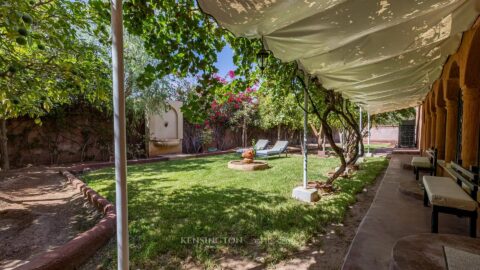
241;149;255;160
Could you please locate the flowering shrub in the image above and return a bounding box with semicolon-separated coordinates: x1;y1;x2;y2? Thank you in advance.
205;91;255;128
202;70;258;149
205;71;257;128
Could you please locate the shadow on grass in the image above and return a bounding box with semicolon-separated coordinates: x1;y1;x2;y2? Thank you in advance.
86;156;389;269
128;184;332;268
129;157;217;174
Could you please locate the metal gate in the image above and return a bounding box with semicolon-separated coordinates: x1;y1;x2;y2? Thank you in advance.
398;120;416;148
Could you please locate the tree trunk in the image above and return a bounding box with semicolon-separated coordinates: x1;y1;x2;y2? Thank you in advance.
0;119;10;171
145;113;150;157
306;91;347;184
310;123;324;150
319;124;324;150
242;118;247;147
322;133;326;151
336;106;363;166
321;113;347;184
277;125;281;140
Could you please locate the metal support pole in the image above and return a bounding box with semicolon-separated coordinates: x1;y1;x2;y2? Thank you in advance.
111;1;129;269
367;112;370;155
359;106;363;155
303;82;308;188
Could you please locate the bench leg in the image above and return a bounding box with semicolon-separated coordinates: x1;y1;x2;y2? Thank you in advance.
432;206;439;233
470;211;477;238
423;189;429;207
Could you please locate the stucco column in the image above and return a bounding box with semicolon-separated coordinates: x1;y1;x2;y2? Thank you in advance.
435;91;446;160
460;86;480;168
429;93;437;148
420;103;426;152
443;79;460;163
424;97;431;150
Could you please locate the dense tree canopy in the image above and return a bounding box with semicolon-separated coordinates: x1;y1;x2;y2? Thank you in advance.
0;0;110;120
0;0;417;176
0;0;113;170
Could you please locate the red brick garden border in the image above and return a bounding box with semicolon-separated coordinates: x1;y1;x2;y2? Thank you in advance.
16;171;116;270
68;149;235;173
15;150;235;269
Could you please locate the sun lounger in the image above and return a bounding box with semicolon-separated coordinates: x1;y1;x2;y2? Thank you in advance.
255;140;289;158
236;139;269;154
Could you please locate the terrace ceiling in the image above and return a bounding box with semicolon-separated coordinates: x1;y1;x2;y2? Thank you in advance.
198;0;479;113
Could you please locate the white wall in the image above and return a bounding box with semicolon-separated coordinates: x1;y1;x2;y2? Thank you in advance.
148;101;183;141
369;125;398;143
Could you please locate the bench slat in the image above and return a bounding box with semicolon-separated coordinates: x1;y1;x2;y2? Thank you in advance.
447;168;477;191
451;162;477;181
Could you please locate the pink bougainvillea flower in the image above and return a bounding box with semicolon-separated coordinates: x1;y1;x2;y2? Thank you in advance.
227;70;235;79
213;74;227;84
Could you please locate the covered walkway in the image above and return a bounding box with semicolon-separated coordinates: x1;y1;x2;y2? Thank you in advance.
342;154;476;269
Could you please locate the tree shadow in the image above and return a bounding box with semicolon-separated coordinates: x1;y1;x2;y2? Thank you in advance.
85;156;389;269
107;181;365;268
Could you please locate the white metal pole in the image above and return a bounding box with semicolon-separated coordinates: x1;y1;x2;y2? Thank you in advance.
111;1;129;269
359;106;362;155
367;112;371;154
303;83;308;189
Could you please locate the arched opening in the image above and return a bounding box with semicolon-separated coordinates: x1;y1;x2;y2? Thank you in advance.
429;90;436;148
448;61;463;163
434;80;447;159
448;61;460;80
463;28;480;89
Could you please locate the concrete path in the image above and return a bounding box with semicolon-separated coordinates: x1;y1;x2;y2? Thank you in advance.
342;154;476;270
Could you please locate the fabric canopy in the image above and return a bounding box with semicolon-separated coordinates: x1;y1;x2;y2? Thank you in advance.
198;0;479;113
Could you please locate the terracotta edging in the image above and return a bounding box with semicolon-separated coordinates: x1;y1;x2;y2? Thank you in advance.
68;149;235;173
16;171;116;270
15;150;237;269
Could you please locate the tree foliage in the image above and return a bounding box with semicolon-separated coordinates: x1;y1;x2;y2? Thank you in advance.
372;108;416;126
0;0;110;120
0;0;112;170
257;82;303;132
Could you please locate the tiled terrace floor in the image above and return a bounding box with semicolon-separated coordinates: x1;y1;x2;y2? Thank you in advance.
342;154;477;269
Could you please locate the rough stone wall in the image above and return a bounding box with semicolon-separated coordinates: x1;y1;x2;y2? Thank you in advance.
7;109;114;168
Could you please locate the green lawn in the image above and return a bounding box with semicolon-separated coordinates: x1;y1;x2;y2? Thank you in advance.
83;153;388;269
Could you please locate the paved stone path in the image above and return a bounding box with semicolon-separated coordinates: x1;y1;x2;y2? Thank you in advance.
342;154;475;269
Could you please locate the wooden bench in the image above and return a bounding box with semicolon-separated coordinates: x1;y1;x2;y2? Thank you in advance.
423;162;478;237
411;148;437;181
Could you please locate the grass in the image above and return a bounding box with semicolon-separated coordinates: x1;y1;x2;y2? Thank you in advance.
83;153;388;269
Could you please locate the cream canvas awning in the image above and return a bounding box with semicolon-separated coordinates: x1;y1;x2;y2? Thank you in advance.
198;0;479;113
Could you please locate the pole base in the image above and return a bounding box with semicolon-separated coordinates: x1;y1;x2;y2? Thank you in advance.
292;186;320;202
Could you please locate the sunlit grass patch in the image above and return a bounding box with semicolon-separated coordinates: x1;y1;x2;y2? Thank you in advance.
83;153;388;269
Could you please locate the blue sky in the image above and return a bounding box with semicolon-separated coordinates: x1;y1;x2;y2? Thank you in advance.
214;45;236;77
